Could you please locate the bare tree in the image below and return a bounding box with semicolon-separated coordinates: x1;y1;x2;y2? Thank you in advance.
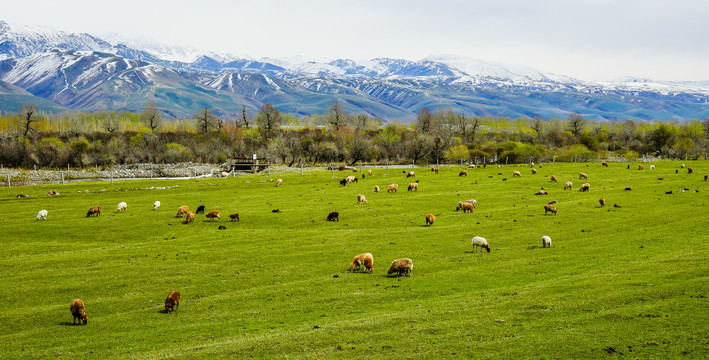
195;108;219;133
256;103;282;135
566;113;587;136
348;135;372;165
529;116;543;134
241;106;252;129
17;103;38;137
353;113;370;131
417;107;433;133
140;100;163;132
103;111;120;133
328;101;347;130
64;112;87;137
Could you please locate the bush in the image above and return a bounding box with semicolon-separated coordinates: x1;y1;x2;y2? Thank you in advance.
555;145;597;162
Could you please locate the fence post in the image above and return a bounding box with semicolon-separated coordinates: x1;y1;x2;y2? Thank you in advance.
194;166;197;180
110;170;113;184
61;171;64;186
505;156;508;165
386;160;388;171
6;175;10;189
484;157;486;166
460;158;463;167
436;158;439;167
331;163;334;176
301;161;303;176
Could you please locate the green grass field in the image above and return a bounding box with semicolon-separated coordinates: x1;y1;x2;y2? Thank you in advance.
1;162;708;359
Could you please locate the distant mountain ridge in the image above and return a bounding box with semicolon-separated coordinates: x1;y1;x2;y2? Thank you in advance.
1;20;708;121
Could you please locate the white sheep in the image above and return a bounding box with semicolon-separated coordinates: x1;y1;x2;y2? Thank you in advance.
153;201;161;210
472;236;491;252
542;235;552;248
650;165;655;170
37;209;48;220
117;202;127;212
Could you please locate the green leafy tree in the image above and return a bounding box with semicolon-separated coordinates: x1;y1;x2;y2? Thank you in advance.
140;101;163;132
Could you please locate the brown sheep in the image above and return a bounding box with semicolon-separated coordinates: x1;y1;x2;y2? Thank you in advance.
327;211;339;221
532;168;537;174
357;194;368;204
86;205;101;217
688;167;694;174
70;299;88;325
352;168;358;172
580;183;590;192
547;200;558;205
339;164;346;171
460;202;475;213
638;165;644;170
550;175;557;182
165;290;180;313
387;184;398;193
459;170;467;176
408;183;418;191
176;205;189;217
229;213;240;221
602;162;608;167
425;213;435;226
431;167;439;173
185;211;195;224
276;178;283;187
387;258;413;277
535;190;549;195
579;172;588;179
599;197;606;207
367;170;372;176
407;171;415;178
349;253;373;273
374;185;380;193
513;170;521;177
544;204;557;215
206;210;221;221
564;181;573;190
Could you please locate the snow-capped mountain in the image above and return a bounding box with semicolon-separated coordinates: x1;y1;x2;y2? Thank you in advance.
0;20;708;120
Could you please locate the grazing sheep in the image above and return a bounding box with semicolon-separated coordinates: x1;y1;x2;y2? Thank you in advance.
602;162;608;167
218;225;227;230
650;165;655;170
349;253;373;273
153;201;161;210
544;204;557;215
681;164;685;169
86;205;101;217
532;168;537;174
272;209;281;213
276;178;283;187
37;209;48;220
176;206;189;217
530;162;534;167
469;164;477;168
550;175;557;182
387;258;413;277
425;213;435;226
387;184;398;193
339;164;346;171
535;190;549;195
547;200;558;205
206;210;220;221
542;235;552;248
460;202;475;213
455;199;478;212
229;213;240;221
327;211;339;221
688;167;694;174
471;236;491;252
579;172;588;179
340;178;348;186
117;201;127;213
70;299;88;325
599;197;606;207
184;211;195;224
374;185;380;193
580;183;590;192
704;174;708;181
346;175;357;184
431;167;439;173
368;170;372;176
357;194;368;204
513;170;521;177
564;181;573;190
465;199;478;207
408;183;419;191
638;165;644;170
165;290;180;313
352;168;359;172
459;170;467;176
196;205;205;214
406;171;415;178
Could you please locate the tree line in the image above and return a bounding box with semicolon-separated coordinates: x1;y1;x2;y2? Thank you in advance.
0;101;707;169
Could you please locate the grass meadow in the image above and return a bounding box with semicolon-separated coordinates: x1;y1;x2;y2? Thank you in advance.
0;161;708;359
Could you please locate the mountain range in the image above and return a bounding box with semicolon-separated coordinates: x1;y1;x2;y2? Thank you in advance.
1;20;708;121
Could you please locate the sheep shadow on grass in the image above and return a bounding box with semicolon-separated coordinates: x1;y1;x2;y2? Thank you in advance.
58;321;83;326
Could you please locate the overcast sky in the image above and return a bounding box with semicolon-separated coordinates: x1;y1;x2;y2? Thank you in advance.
3;0;708;81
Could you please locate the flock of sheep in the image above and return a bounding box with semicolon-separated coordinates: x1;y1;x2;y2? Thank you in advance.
31;161;703;325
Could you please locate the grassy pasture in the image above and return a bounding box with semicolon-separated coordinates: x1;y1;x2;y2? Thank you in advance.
0;162;708;359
